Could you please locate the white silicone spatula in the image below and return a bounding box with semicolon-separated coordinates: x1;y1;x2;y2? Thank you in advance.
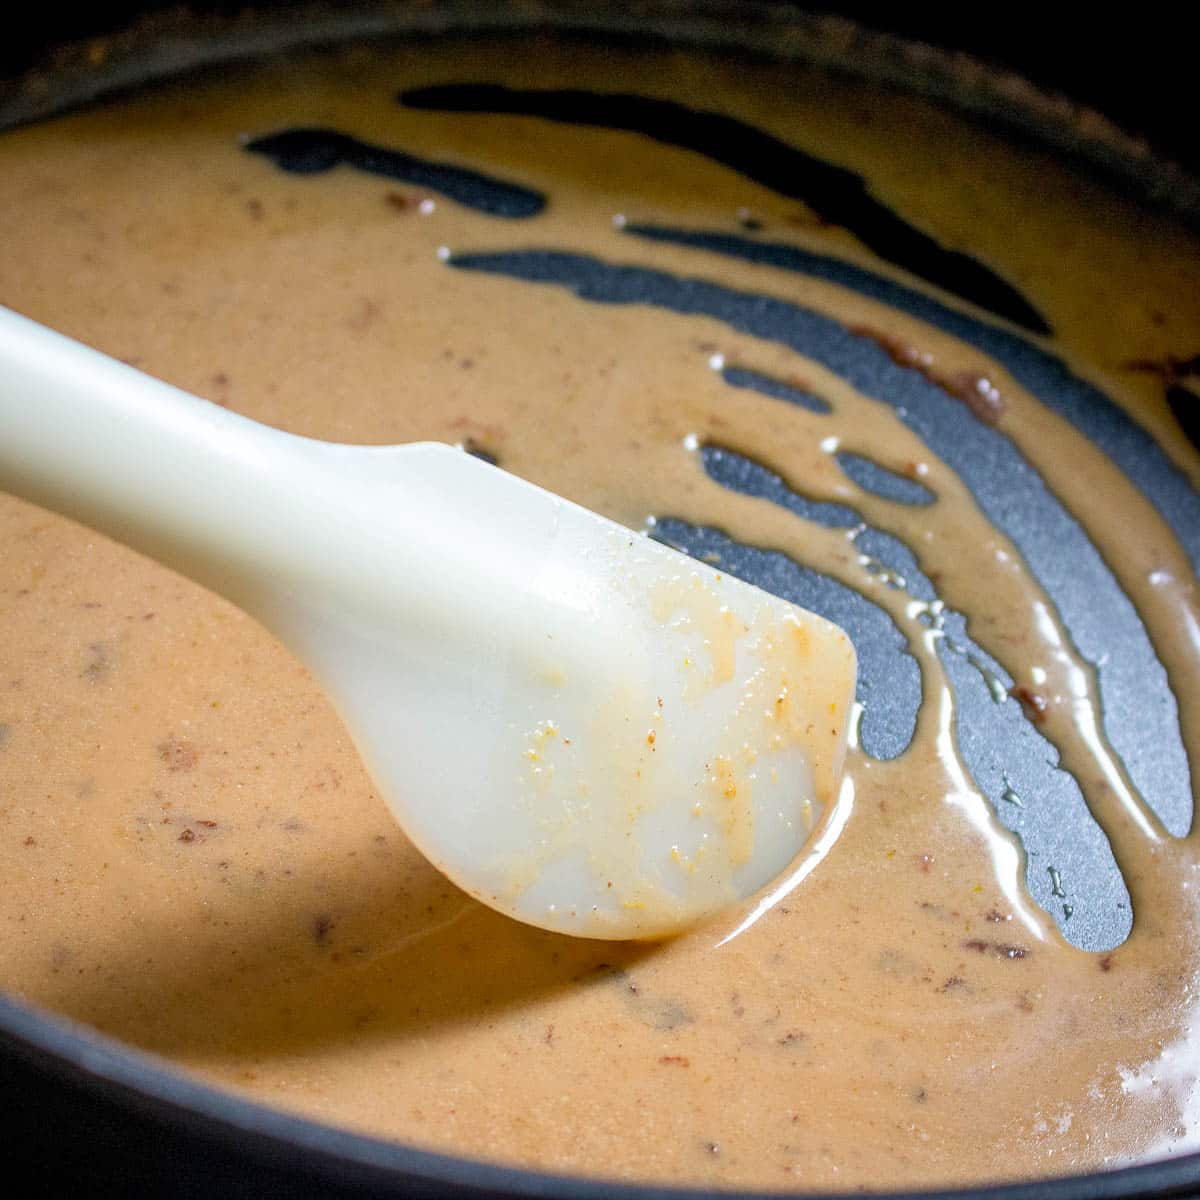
0;305;857;939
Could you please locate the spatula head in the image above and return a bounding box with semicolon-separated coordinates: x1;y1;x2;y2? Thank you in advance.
282;442;857;939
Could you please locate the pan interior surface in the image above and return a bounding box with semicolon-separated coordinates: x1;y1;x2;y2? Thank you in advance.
0;8;1197;1197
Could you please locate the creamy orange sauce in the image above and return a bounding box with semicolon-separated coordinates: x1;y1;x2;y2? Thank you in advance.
0;35;1198;1191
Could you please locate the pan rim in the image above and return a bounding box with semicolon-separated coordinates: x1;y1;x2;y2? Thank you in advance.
1;4;1197;1197
4;988;1198;1199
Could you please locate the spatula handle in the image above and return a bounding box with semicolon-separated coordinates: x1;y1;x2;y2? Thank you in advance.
0;304;341;613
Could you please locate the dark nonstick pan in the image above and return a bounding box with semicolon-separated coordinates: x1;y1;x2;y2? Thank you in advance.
0;3;1196;1196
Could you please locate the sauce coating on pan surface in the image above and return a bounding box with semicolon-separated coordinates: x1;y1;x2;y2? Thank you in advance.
0;36;1198;1191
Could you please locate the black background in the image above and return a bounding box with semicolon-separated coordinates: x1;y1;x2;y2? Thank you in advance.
1;3;1195;176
